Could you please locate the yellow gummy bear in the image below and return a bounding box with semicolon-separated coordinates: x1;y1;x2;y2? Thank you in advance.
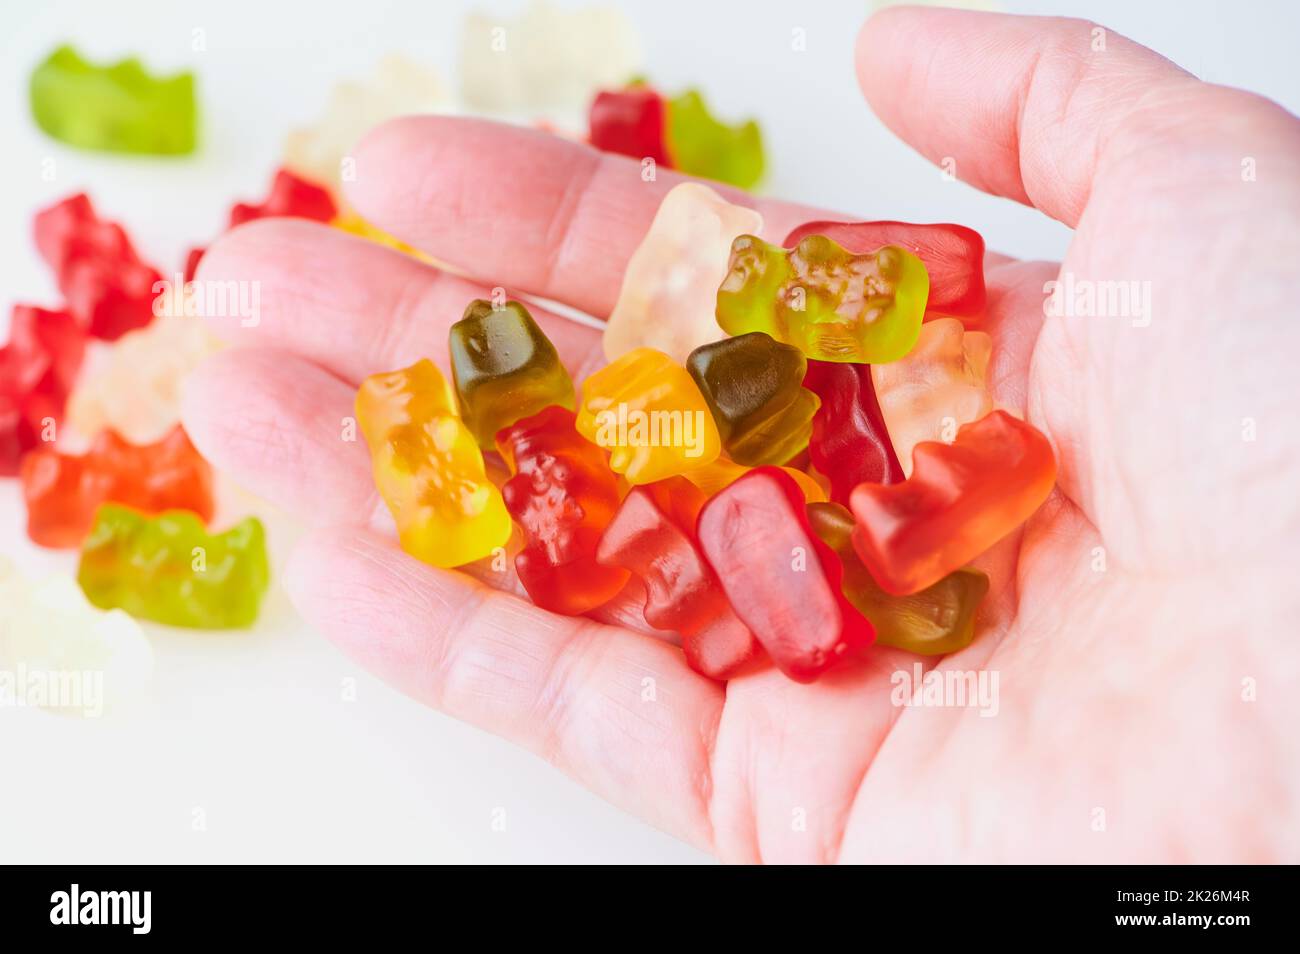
356;359;511;567
575;347;720;485
331;212;430;262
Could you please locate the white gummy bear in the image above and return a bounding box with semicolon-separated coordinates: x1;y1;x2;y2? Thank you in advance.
285;54;451;200
460;1;642;113
0;560;153;717
604;182;763;364
66;317;218;445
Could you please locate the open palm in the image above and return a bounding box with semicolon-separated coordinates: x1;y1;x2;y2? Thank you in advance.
182;8;1300;862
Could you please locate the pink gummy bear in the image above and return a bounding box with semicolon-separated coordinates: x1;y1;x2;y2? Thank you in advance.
871;317;992;476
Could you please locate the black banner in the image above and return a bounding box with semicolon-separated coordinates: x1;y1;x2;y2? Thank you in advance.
2;866;1290;939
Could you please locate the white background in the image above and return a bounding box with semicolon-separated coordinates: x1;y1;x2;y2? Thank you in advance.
2;0;1298;863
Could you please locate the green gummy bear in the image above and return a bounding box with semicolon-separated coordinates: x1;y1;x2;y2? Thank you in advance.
77;505;270;629
686;331;820;466
30;45;197;155
665;89;763;189
807;502;988;655
449;298;576;448
716;233;929;364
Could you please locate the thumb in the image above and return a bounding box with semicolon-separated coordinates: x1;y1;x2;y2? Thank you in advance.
855;8;1201;228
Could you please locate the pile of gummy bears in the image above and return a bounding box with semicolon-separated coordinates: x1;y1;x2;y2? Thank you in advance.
2;1;1056;693
0;1;769;668
358;182;1057;685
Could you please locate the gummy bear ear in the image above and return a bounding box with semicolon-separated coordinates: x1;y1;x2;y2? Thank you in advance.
344;115;834;320
855;7;1197;229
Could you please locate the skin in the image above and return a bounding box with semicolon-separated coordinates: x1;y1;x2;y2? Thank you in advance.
182;8;1300;862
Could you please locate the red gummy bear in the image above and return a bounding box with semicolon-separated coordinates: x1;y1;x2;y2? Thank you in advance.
33;194;163;341
497;405;630;616
783;220;987;321
803;359;903;505
228;168;337;229
850;410;1057;595
20;424;215;549
697;467;874;683
597;476;756;680
588;87;671;167
182;247;206;284
187;168;338;279
0;305;86;475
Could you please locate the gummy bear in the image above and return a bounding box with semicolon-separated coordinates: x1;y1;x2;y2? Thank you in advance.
807;501;988;656
77;505;270;629
686;331;820;466
1;304;86;475
496;405;628;615
697;467;874;683
597;476;755;679
716;233;929;364
588;86;670;166
29;45;196;155
356;359;511;568
850;411;1056;595
450;299;576;449
0;558;153;715
460;1;642;111
585;84;764;189
604;182;762;364
21;425;215;549
783;220;986;320
803;359;903;504
34;193;163;341
228;168;337;229
663;89;764;189
182;247;205;285
285;55;449;201
575;347;721;484
871;317;993;476
331;212;429;260
66;317;218;444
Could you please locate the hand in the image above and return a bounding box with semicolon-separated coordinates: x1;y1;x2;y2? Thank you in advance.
182;7;1300;862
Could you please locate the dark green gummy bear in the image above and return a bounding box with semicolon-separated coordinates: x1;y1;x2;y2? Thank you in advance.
449;299;576;449
686;331;820;466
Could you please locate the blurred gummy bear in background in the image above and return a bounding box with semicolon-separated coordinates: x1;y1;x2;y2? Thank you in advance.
284;55;450;204
0;557;154;716
460;1;642;112
29;45;196;155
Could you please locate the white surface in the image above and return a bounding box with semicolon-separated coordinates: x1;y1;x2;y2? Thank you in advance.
2;0;1298;863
